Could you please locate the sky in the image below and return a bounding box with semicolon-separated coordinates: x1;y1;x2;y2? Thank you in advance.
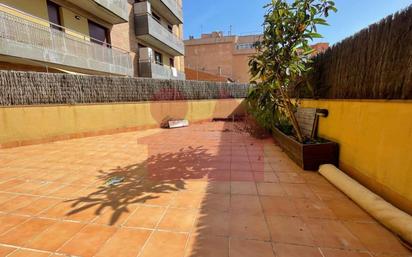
183;0;412;45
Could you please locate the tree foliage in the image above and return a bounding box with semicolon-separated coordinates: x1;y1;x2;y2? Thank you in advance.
248;0;336;142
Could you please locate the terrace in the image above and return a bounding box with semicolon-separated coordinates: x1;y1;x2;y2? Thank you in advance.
0;121;409;257
0;2;411;256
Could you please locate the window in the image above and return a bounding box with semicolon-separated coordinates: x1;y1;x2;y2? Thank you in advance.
167;24;173;33
47;1;62;31
154;51;163;65
235;43;255;50
169;58;174;68
88;20;110;46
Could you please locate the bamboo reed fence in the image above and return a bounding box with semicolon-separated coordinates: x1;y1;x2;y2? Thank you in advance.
0;71;251;106
300;4;412;99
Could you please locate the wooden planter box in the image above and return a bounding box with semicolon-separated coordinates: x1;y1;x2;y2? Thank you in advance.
272;126;339;171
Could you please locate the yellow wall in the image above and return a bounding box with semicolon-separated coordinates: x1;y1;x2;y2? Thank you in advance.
0;1;49;26
1;0;48;19
301;99;412;214
0;99;245;147
60;8;90;39
1;0;96;41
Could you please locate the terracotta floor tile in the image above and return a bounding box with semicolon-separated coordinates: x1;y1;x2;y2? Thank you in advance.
62;202;101;222
59;224;117;257
260;196;297;216
309;182;347;200
195;211;230;237
281;183;318;199
273;243;323;257
49;184;85;199
95;228;151;257
0;245;15;256
7;249;50;257
26;221;85;251
231;182;257;195
206;182;230;194
270;159;302;172
30;182;64;196
171;192;203;209
257;183;286;196
0;122;407;257
229;213;270;241
0;195;39;212
230;238;275;257
38;201;74;219
293;198;336;219
140;231;188;257
201;193;230;212
267;216;315;246
0;218;55;246
231;162;252;172
321;248;373;257
158;208;197;232
124;205;165;229
230;195;263;215
93;204;139;226
185;235;229;257
8;181;49;194
0;192;16;204
306;218;365;250
253;172;279;183
184;181;209;192
231;172;254;181
250;161;275;172
324;198;375;222
13;197;60;216
0;179;26;191
140;192;175;206
343;222;410;255
276;172;306;183
0;214;28;234
208;170;231;181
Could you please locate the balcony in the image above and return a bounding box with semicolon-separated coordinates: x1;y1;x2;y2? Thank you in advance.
139;61;185;80
138;47;185;80
66;0;129;24
134;2;184;56
0;7;133;76
148;0;183;24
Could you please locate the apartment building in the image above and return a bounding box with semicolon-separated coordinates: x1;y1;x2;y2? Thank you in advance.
185;32;329;83
0;0;133;76
108;0;185;79
0;0;185;79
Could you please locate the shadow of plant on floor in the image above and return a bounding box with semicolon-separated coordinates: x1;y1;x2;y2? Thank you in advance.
65;144;217;225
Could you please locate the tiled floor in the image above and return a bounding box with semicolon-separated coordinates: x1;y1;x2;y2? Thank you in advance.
0;122;410;257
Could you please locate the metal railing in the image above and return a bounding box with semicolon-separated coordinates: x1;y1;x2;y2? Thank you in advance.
0;5;132;75
139;60;185;80
146;13;184;51
161;0;183;21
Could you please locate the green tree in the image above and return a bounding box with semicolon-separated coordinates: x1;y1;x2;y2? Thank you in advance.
248;0;336;142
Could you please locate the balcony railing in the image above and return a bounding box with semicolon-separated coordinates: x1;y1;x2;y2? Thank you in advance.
157;0;183;24
0;6;133;76
134;8;184;56
139;61;185;80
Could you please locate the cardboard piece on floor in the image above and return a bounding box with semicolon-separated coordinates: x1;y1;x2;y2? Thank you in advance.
168;120;189;128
